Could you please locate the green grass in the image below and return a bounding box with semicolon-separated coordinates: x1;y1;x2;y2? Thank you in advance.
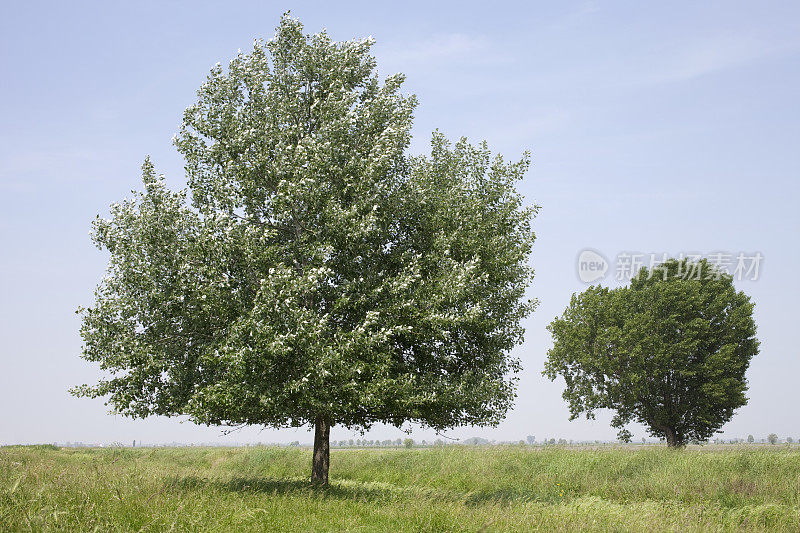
1;445;799;531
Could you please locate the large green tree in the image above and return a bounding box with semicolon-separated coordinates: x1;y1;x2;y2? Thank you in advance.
544;258;758;447
73;15;537;483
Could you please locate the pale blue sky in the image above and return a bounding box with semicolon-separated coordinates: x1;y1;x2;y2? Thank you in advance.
1;1;798;445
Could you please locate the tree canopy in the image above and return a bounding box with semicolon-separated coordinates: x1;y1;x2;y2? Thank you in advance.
544;258;758;447
73;15;537;482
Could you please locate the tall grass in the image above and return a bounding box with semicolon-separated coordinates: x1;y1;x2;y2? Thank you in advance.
1;445;798;531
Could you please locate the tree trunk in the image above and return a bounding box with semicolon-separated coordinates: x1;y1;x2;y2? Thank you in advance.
664;426;682;448
311;414;330;485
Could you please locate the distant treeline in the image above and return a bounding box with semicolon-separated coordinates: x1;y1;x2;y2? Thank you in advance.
21;435;797;449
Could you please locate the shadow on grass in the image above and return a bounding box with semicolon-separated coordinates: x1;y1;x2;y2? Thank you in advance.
172;475;548;506
174;475;408;501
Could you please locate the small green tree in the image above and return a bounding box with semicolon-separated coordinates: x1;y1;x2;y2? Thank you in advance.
544;259;759;447
747;434;755;443
768;433;778;445
404;438;414;448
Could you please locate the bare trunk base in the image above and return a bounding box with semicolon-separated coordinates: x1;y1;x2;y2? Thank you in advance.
311;415;330;485
664;427;684;448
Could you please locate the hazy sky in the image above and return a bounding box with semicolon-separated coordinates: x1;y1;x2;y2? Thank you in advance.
1;1;799;445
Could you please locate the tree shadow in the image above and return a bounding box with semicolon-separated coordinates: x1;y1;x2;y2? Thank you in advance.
172;475;546;507
173;475;414;502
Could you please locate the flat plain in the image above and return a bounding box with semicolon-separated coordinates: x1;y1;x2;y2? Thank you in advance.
1;444;798;531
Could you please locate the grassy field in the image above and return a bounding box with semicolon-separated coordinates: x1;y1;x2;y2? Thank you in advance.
1;444;798;531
